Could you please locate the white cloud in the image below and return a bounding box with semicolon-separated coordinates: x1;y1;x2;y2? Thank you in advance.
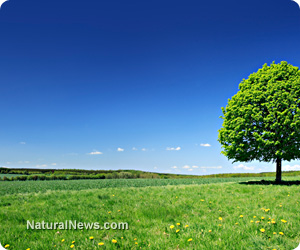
154;166;157;169
283;165;300;171
51;163;57;166
17;161;30;164
200;143;211;147
36;164;47;168
166;147;181;151
141;148;147;151
19;142;26;145
188;169;193;171
117;148;124;152
132;147;138;151
171;166;178;169
192;165;199;169
87;151;103;155
6;162;11;164
183;165;190;169
233;164;254;170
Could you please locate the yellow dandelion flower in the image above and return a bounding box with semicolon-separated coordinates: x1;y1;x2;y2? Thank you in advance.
112;194;115;196
273;232;276;235
121;237;124;239
239;215;243;218
267;222;271;224
72;241;75;244
218;224;222;227
170;225;175;229
253;216;256;218
200;199;204;201
134;238;137;241
235;223;238;225
89;237;94;240
177;223;180;226
281;219;287;223
26;249;30;250
135;242;138;245
70;245;74;248
261;217;265;220
108;211;111;214
188;238;192;242
62;239;65;242
208;230;212;232
176;229;180;233
112;239;117;243
279;205;282;207
260;228;265;233
176;196;178;198
219;217;222;221
98;242;104;246
279;232;284;235
250;220;254;223
255;221;260;223
185;225;189;228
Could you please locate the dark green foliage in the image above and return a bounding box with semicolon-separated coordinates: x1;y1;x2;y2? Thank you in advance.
3;176;10;181
218;61;300;181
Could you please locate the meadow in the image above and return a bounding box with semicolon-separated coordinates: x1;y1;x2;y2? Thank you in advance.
0;173;24;178
0;177;300;249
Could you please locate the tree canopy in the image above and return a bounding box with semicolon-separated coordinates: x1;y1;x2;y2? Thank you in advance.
218;61;300;181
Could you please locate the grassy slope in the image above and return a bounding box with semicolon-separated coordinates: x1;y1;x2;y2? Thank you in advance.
0;174;24;177
0;178;300;249
0;177;281;196
2;167;300;179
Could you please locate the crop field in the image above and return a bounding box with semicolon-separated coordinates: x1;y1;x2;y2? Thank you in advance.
0;174;24;178
1;177;300;249
0;177;280;196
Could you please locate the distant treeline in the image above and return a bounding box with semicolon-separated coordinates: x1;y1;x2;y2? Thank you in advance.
0;172;139;181
0;167;300;181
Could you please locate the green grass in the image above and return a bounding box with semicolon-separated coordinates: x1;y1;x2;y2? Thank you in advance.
0;177;289;196
0;174;24;178
0;177;300;249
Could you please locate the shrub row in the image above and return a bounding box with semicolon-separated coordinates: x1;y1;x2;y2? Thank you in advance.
0;172;141;181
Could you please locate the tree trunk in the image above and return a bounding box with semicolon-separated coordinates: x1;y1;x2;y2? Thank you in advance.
275;158;282;183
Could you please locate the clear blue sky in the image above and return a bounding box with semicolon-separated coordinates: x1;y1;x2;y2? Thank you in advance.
1;0;300;174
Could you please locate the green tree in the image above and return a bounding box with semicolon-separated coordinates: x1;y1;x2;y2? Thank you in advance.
218;61;300;182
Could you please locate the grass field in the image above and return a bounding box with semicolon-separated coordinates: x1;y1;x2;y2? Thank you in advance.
1;177;300;249
0;174;24;178
0;177;281;196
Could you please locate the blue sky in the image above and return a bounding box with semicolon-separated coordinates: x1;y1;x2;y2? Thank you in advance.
1;0;300;174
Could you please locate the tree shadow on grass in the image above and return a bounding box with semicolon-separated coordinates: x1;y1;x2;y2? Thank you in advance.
239;180;300;186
